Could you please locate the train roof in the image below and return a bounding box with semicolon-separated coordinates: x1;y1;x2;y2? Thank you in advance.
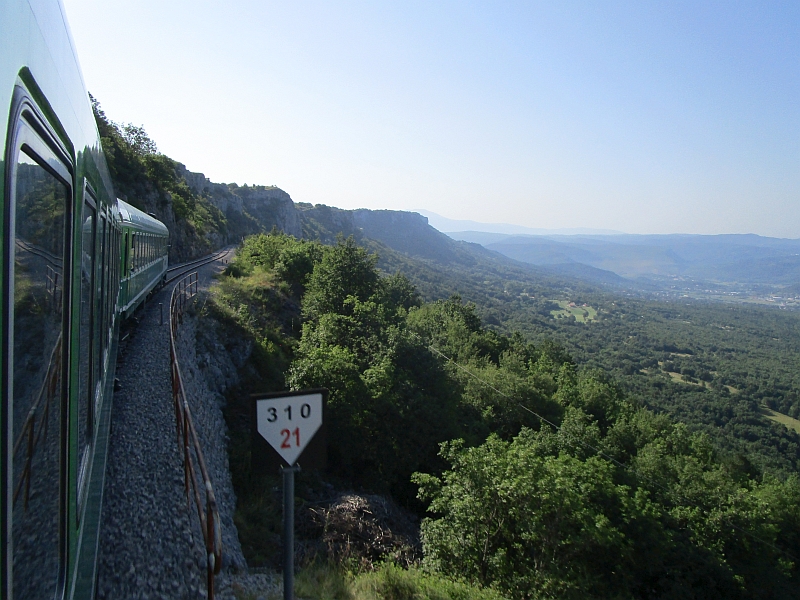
117;199;169;235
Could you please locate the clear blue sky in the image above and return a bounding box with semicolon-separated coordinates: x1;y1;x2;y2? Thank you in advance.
62;0;799;237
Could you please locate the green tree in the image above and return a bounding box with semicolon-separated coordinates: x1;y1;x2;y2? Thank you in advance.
414;432;638;599
302;236;379;320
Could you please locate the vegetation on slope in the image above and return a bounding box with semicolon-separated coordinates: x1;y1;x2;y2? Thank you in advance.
211;232;800;600
294;563;507;600
351;231;800;477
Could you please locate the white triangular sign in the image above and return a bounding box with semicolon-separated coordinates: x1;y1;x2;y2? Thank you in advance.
256;393;323;466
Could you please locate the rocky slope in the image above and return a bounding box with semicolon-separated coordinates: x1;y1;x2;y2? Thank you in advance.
170;165;468;265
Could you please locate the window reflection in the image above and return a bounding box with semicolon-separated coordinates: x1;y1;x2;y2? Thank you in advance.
12;149;67;599
78;200;95;505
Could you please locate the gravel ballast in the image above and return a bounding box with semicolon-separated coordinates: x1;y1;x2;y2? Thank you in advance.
97;251;248;600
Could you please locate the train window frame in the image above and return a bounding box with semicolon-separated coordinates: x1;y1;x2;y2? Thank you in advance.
98;212;108;365
2;88;73;600
76;188;97;520
123;231;129;275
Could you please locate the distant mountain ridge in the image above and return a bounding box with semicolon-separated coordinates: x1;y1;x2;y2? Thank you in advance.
413;209;624;236
176;168;516;273
446;230;800;286
175;165;800;290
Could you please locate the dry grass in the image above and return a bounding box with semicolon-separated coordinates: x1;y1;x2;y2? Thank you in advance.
299;493;420;570
550;300;598;323
761;407;800;434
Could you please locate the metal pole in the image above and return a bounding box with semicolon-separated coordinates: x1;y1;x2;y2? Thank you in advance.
160;302;163;325
207;501;215;600
282;465;300;600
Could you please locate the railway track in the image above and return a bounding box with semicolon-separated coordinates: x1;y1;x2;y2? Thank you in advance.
98;246;240;599
165;246;234;285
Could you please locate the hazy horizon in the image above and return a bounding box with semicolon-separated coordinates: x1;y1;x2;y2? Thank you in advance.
413;209;800;240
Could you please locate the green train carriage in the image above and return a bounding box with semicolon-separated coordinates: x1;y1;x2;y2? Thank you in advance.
117;199;168;320
1;0;170;597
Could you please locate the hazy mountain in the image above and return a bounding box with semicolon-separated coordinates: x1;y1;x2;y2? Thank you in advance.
455;232;800;286
414;210;624;236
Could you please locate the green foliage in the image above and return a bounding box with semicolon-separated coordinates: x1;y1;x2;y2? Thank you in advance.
120;122;158;155
206;258;301;567
352;564;507;600
415;423;800;599
303;236;380;319
291;563;507;600
288;238;461;498
230;231;324;294
415;435;637;599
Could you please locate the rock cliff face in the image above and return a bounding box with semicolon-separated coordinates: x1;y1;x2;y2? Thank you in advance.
179;165;462;261
115;177;222;263
166;165;462;264
176;165;302;240
352;209;463;262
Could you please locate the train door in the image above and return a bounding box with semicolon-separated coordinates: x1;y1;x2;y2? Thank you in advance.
3;94;72;599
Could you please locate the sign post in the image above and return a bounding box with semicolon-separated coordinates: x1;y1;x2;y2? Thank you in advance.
281;464;300;600
254;390;326;600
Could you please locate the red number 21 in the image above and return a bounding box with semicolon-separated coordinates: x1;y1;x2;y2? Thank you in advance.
281;428;301;448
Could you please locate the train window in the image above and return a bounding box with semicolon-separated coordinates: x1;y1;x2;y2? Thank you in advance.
98;215;108;363
122;231;128;276
92;216;105;416
111;228;119;319
104;218;111;354
105;222;113;349
7;125;71;599
77;196;96;511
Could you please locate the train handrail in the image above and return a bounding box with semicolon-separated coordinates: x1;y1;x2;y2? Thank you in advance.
169;272;223;599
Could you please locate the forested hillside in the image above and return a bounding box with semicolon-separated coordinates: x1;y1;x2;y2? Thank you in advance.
345;228;800;478
207;232;800;599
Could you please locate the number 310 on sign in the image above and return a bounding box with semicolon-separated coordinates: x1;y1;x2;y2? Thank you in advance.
256;392;323;466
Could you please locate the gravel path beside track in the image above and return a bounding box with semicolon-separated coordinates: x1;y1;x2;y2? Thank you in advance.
97;249;243;600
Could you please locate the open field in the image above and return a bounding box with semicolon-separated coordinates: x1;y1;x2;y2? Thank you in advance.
665;371;703;386
550;300;597;323
761;407;800;434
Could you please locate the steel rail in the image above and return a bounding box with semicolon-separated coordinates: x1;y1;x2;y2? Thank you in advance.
169;272;223;599
165;248;229;285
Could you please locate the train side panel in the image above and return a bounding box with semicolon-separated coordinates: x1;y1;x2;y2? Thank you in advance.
1;0;129;598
